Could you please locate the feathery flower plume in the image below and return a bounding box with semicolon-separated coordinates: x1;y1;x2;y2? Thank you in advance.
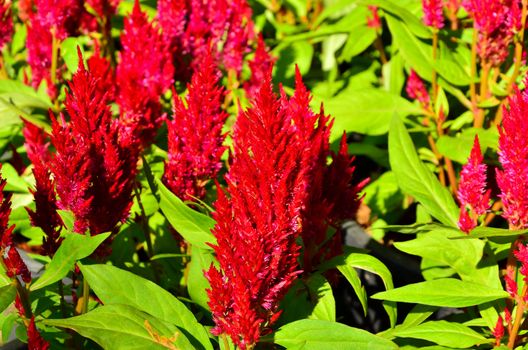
456;136;490;232
422;0;444;29
28;317;49;350
492;315;505;346
406;70;430;109
497;88;528;229
51;53;139;235
244;35;276;100
23;122;63;256
163;52;227;201
0;166;31;283
367;5;382;30
205;71;311;349
0;0;12;50
117;0;174;146
513;242;528;284
463;0;521;66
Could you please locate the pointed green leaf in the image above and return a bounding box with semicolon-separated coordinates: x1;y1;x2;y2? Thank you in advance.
80;264;212;350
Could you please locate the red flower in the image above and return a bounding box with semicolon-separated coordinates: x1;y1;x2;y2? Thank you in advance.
117;0;174;146
514;242;528;284
492;315;504;345
497;88;528;229
23;122;63;256
367;6;381;30
456;136;490;232
205;72;310;349
244;35;276;100
50;54;139;235
28;317;50;350
405;70;430;108
163;52;227;201
0;0;12;50
422;0;444;29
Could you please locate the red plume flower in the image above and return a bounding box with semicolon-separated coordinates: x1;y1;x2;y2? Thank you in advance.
514;242;528;284
422;0;444;29
367;6;381;30
457;136;490;232
117;0;174;146
50;54;139;235
163;52;227;201
28;317;50;350
492;315;505;346
406;70;430;109
244;35;276;100
0;0;13;50
497;88;528;229
205;72;311;349
23;122;63;256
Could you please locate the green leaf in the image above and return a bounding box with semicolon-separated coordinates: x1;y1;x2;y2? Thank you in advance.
455;226;528;239
338;264;368;316
0;285;16;313
157;180;216;250
392;321;489;348
273;319;398;350
394;228;484;280
322;89;422;139
44;304;193;349
80;264;212;350
306;274;336;321
372;278;508;307
57;210;75;232
30;232;111;291
436;128;498;164
379;304;437;339
188;247;215;311
60;38;85;73
389;116;459;226
338;26;377;62
337;249;397;327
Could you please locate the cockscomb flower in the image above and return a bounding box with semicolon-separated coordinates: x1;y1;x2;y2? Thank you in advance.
33;0;83;39
0;166;31;283
456;136;490;232
367;5;381;30
26;20;55;97
205;72;312;349
514;242;528;284
244;35;276;100
87;44;116;101
157;0;189;80
0;0;12;50
163;52;227;201
406;70;430;109
463;0;520;66
23;122;63;256
51;55;139;235
422;0;444;29
497;88;528;229
28;317;50;350
117;0;174;146
492;315;505;346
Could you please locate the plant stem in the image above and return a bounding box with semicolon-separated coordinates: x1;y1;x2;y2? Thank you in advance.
508;283;527;348
58;280;67;318
134;183;154;258
432;30;439;103
507;0;528;95
374;33;388;65
80;276;90;314
14;277;32;321
221;334;231;350
474;61;491;128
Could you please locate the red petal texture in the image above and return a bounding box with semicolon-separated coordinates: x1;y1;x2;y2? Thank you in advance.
405;70;430;108
367;6;381;30
163;52;228;201
422;0;444;29
0;0;12;50
28;317;50;350
244;35;276;100
497;88;528;228
50;56;140;235
117;0;174;147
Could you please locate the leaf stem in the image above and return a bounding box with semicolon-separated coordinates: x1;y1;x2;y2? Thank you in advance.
508;283;527;348
432;30;439;103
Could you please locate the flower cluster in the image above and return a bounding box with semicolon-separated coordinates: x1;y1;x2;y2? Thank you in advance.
367;6;381;30
463;0;522;66
422;0;444;29
117;0;174;147
163;52;228;201
456;136;490;232
406;70;430;108
50;54;139;235
244;35;275;100
497;88;528;229
0;0;12;50
157;0;255;77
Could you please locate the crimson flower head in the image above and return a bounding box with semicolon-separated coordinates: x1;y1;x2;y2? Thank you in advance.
0;0;12;50
244;35;276;100
492;315;504;345
117;0;174;146
28;317;50;350
50;53;139;235
497;88;528;229
422;0;444;29
406;70;430;108
457;136;490;232
514;242;528;284
463;0;521;66
205;71;314;349
23;122;63;256
367;6;381;30
163;52;227;201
